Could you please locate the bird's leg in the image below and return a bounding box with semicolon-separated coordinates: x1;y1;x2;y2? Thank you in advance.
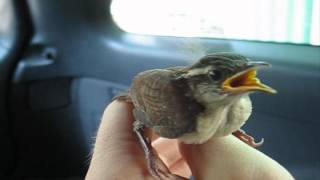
133;121;170;180
232;129;264;148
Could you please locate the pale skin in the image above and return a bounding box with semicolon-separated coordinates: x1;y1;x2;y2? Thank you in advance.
86;101;294;180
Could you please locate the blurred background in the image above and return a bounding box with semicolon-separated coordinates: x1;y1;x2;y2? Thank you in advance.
111;0;319;45
0;0;319;179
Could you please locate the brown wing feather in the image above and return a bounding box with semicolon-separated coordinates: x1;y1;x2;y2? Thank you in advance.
129;68;204;138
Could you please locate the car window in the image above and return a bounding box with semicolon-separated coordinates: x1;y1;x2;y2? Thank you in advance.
111;0;320;46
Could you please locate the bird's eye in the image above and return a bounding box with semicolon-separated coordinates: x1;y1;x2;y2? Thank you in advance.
209;70;222;81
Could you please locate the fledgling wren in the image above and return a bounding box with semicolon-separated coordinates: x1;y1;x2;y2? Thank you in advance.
115;52;276;179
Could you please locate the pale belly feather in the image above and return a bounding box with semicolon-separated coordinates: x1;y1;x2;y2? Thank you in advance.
179;95;252;144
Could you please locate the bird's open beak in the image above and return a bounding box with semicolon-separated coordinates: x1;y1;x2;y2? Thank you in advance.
222;62;277;94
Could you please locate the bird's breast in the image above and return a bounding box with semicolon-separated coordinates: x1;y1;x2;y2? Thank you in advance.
179;95;252;144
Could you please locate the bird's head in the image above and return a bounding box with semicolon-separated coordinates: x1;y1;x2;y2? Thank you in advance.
176;52;277;105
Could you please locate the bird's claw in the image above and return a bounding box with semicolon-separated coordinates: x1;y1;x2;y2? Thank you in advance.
232;129;264;148
135;128;172;180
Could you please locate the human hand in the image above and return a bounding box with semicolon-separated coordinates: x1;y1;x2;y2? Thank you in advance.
86;101;294;180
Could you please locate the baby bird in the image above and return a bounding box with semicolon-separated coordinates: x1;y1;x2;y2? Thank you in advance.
115;52;276;179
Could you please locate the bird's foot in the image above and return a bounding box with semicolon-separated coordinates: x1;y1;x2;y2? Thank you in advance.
134;126;172;180
232;129;264;148
145;138;172;180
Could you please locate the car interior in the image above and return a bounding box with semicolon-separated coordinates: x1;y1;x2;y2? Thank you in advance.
0;0;319;179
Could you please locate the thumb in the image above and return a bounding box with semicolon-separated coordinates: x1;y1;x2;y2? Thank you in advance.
179;135;294;180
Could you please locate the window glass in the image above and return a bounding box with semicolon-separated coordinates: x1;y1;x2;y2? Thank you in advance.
111;0;319;46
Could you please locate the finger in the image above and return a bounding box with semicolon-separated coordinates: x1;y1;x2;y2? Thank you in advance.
100;100;157;164
179;136;238;179
148;146;189;180
168;158;192;179
153;138;191;178
99;100;134;140
153;158;189;180
152;138;182;167
87;101;148;179
95;101;187;179
160;173;189;180
95;101;190;180
100;100;158;148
